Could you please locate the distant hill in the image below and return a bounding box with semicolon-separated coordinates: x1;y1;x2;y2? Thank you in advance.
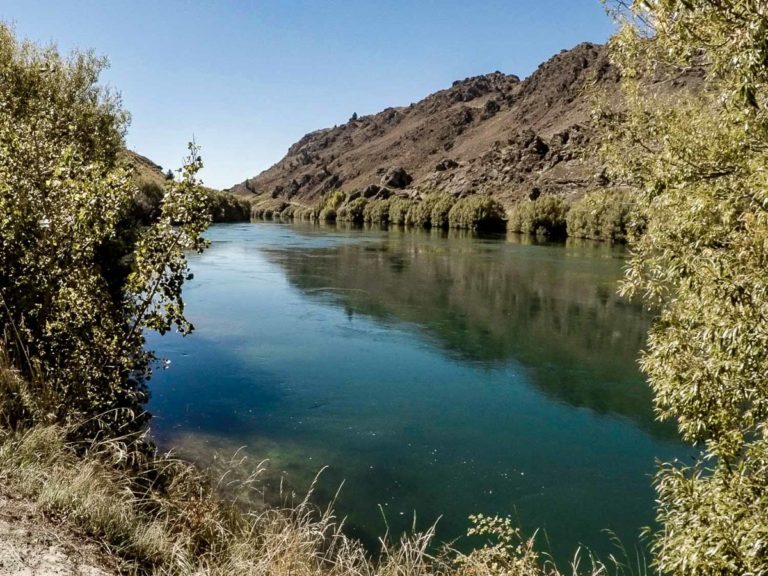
125;150;250;223
229;43;618;208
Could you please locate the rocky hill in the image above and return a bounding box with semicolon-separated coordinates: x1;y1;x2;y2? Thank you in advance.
229;43;618;208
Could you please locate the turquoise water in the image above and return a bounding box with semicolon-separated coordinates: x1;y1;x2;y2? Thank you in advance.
147;222;685;562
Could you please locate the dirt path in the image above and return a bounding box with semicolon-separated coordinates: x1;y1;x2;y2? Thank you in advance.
0;493;115;576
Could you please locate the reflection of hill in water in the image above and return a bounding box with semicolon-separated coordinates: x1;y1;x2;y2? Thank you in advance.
266;226;671;438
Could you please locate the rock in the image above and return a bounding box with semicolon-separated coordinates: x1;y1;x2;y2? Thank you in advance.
482;99;500;119
380;166;413;189
435;158;459;171
362;184;381;198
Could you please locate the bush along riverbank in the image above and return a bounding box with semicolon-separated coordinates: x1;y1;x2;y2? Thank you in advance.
250;187;637;242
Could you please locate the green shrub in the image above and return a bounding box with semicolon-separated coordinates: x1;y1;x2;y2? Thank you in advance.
406;195;441;227
388;197;414;225
322;189;346;211
206;190;251;222
292;206;319;221
566;189;634;242
363;198;391;224
337;198;367;223
0;24;210;437
507;195;569;237
429;194;457;229
448;196;506;230
319;207;337;222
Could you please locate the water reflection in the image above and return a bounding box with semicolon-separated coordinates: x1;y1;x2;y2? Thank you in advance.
265;224;666;437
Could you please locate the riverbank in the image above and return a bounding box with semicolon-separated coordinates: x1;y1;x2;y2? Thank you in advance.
248;187;635;241
0;490;114;575
0;423;616;576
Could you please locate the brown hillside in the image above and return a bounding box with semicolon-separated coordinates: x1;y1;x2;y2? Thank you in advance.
230;43;618;207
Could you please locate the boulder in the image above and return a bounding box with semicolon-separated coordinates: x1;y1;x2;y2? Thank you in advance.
435;158;459;171
381;166;413;189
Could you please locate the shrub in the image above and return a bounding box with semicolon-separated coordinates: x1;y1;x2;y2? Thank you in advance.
292;206;319;221
337;198;367;223
322;189;346;211
0;25;210;437
448;196;506;230
363;198;391;224
319;207;337;222
507;195;569;237
406;195;441;227
566;189;634;242
388;197;415;225
206;191;251;222
429;194;457;229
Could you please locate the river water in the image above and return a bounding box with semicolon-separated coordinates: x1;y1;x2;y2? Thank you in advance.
147;222;685;563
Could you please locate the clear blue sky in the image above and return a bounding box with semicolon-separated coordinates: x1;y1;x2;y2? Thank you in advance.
1;1;616;189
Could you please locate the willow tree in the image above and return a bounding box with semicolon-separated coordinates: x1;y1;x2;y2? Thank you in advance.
0;24;210;437
602;1;768;573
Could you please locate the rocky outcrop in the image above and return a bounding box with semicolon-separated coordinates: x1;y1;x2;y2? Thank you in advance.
229;43;617;207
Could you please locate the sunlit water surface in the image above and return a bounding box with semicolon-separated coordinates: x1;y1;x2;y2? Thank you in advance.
147;222;686;562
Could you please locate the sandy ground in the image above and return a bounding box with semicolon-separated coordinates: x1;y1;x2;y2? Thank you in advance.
0;492;115;576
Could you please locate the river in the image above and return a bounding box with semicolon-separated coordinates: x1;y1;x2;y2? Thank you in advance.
147;222;685;563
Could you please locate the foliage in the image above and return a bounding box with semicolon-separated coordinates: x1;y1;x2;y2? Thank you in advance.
292;206;319;221
506;196;568;237
319;207;337;222
251;199;288;221
429;193;457;229
322;189;346;211
206;190;251;222
336;197;367;224
454;515;543;576
363;198;391;224
448;196;506;231
388;197;415;225
405;194;443;227
0;24;210;437
603;1;768;573
566;189;635;242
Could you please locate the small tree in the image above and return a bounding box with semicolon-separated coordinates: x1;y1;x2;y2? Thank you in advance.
602;1;768;572
0;24;210;438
